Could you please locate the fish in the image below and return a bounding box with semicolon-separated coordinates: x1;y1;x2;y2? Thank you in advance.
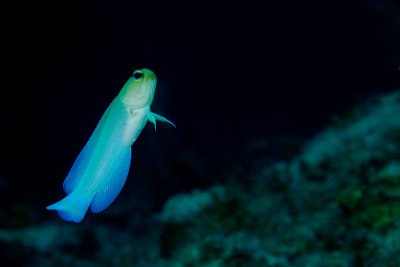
47;68;175;223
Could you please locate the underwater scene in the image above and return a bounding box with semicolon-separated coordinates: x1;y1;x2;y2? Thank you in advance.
1;0;400;266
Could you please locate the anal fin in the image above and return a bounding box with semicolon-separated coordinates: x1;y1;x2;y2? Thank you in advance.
90;147;131;213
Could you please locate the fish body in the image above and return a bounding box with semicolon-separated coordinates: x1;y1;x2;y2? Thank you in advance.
47;68;174;223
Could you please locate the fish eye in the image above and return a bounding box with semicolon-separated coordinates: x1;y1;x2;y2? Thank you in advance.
132;71;143;80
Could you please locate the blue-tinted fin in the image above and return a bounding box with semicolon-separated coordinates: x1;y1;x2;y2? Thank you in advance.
90;147;131;213
63;104;113;194
148;112;157;130
148;112;176;130
46;191;93;223
63;139;95;194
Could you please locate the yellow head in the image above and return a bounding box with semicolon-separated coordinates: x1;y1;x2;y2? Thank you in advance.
119;68;157;109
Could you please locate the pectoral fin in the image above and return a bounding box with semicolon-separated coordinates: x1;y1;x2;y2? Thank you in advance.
148;112;176;130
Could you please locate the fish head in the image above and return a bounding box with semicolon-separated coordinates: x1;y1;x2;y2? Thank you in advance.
119;68;157;109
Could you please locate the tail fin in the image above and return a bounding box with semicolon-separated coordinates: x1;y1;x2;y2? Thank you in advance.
47;192;93;223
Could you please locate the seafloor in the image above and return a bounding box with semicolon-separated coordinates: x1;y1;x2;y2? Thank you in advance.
1;90;400;266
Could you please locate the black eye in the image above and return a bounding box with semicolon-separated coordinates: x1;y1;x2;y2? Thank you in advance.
132;71;143;80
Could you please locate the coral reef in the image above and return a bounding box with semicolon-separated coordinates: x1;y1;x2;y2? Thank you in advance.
1;90;400;266
156;90;400;266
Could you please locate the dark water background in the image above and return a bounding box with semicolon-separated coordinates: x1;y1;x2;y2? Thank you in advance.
0;1;399;264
